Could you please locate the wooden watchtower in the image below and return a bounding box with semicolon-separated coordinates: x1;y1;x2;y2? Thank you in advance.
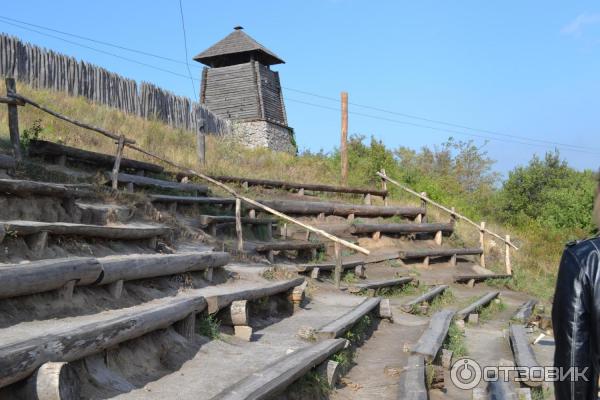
194;27;294;151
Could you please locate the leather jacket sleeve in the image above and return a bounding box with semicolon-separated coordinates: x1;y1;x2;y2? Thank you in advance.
552;238;600;400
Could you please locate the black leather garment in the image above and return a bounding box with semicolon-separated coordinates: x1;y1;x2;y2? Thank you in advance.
552;236;600;399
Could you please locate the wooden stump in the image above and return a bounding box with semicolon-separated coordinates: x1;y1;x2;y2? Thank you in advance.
422;256;430;267
107;280;124;299
26;231;48;257
317;360;341;387
58;280;76;302
354;264;366;279
434;230;443;245
372;231;381;241
449;254;457;267
17;362;80;400
218;300;249;326
378;299;393;320
310;268;320;279
204;267;214;282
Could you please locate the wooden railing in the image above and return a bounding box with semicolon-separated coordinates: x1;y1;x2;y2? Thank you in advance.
377;170;516;275
2;78;369;288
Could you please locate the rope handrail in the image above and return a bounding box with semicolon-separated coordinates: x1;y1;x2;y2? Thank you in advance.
376;171;518;250
8;91;370;256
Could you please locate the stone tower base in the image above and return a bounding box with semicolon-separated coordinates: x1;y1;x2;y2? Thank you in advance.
231;120;295;153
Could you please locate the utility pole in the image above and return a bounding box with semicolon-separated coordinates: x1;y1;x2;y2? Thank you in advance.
340;91;348;185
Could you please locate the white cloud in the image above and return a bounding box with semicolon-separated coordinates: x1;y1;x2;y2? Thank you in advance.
561;13;600;37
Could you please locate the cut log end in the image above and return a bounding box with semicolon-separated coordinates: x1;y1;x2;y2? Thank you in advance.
21;362;81;400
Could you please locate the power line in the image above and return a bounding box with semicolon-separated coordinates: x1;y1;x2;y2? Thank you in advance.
0;15;198;67
1;16;598;156
177;0;197;101
284;97;600;156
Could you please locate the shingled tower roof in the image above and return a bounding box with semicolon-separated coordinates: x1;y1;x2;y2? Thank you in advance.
193;26;284;67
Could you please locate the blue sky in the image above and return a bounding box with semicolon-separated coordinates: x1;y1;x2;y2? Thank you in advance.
2;1;600;174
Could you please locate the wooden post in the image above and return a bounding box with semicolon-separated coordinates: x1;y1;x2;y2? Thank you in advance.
420;192;427;223
381;169;388;206
450;207;457;224
479;222;486;268
505;234;512;275
111;135;125;190
197;118;206;166
334;242;342;289
5;78;21;162
235;198;243;252
340;91;348;185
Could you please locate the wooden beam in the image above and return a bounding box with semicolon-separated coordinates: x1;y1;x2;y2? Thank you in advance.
5;78;21;162
258;199;424;218
401;285;448;313
453;274;511;283
209;339;347;400
509;324;542;387
513;300;538;323
411;309;456;361
398;355;427;400
349;277;413;293
317;297;380;339
351;222;454;235
456;292;500;320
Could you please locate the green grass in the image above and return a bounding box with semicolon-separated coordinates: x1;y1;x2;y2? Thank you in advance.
342;271;358;284
443;322;467;357
479;298;506;322
197;314;220;340
285;370;330;400
428;289;456;314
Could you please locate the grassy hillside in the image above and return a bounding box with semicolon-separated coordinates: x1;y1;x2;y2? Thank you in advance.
2;82;593;302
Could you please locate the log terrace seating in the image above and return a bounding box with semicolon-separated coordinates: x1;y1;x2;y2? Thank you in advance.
316;297;383;339
0;178;93;198
254;240;324;263
351;222;454;243
28;139;163;175
199;214;278;239
348;277;414;295
107;172;210;195
0;154;15;174
399;247;483;267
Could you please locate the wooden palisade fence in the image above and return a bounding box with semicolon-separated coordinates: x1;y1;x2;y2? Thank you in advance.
1;79;369;290
0;33;230;135
377;170;516;275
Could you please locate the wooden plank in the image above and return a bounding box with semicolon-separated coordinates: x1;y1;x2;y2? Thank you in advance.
254;240;324;252
454;274;511;283
199;215;278;226
486;378;519;399
400;248;483;259
258;199;424;218
513;300;537;323
0;220;170;241
351;222;454;235
109;173;209;194
209;338;347;400
317;297;380;339
349;277;413;293
96;252;230;285
0;296;207;388
150;195;235;205
509;324;542;387
0;179;92;197
0;257;102;299
294;260;363;272
209;176;388;197
411;309;456;361
28;140;163;173
456;292;500;320
401;285;448;312
205;277;305;314
397;355;427;400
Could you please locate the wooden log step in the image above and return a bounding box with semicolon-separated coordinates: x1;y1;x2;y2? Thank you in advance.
150;195;235;205
0;257;102;299
411;309;456;361
401;285;449;312
294;259;364;272
400;247;483;259
96;251;230;285
317;297;380;339
0;296;207;388
454;274;511;283
513;300;538;323
208;174;387;197
0;220;170;241
209;338;347;400
254;240;324;252
456;292;500;320
199;215;278;226
0;178;92;198
509;324;542;387
398;355;427;400
257;199;425;218
203;277;306;314
351;222;454;235
0;154;16;170
28;139;163;173
75;202;132;225
108;173;209;194
348;277;413;293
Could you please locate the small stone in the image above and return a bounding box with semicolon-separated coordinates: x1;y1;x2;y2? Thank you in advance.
441;349;453;369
